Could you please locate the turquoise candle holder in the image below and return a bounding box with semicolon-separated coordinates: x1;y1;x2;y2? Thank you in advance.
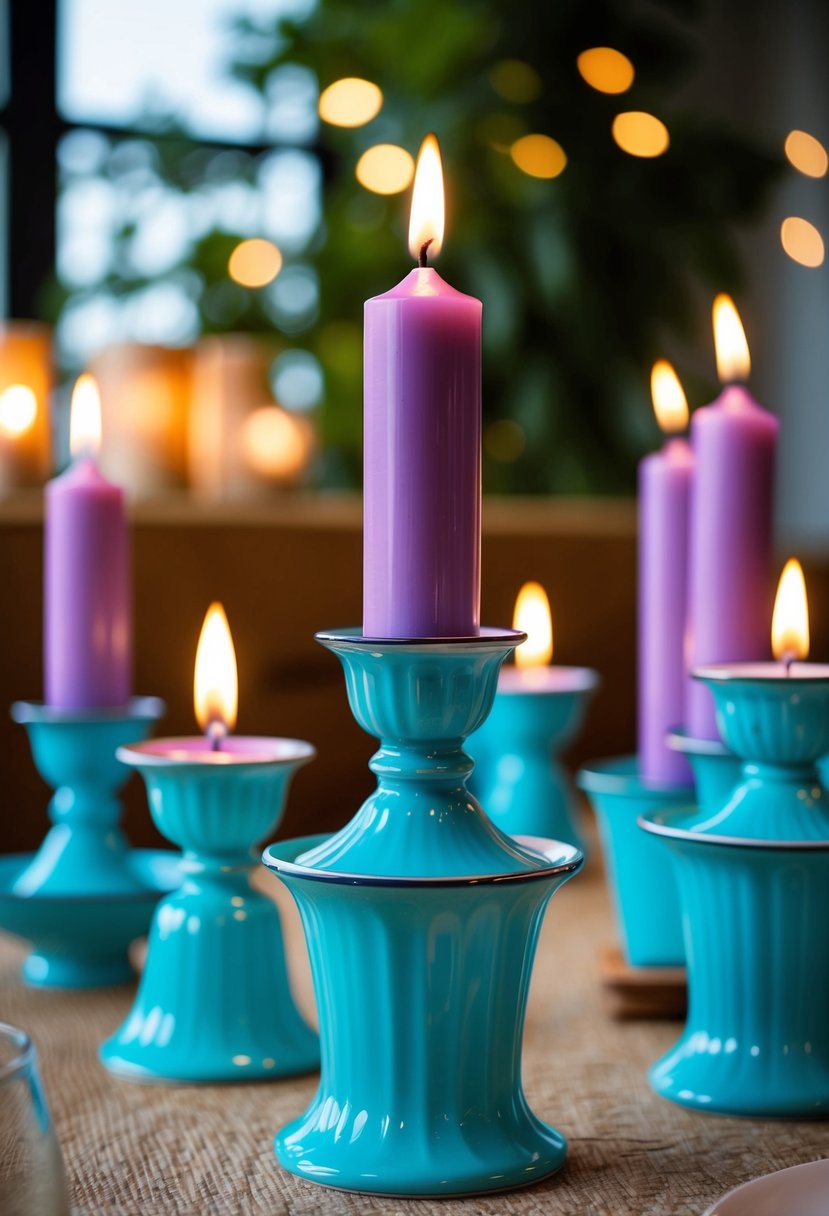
262;628;584;1197
666;729;741;817
467;667;599;851
576;757;690;966
100;735;318;1084
0;698;180;988
642;663;829;1117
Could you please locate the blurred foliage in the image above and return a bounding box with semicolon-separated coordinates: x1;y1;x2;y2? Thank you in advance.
48;0;783;493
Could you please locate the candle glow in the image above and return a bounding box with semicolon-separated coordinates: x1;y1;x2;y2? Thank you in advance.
513;581;553;669
713;295;751;384
408;133;444;260
69;374;102;459
771;558;809;663
650;360;689;434
0;384;37;437
194;602;239;739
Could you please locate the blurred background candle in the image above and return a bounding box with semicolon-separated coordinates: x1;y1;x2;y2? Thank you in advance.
45;375;131;708
685;296;778;740
638;361;694;785
363;134;481;638
91;343;192;499
0;322;51;493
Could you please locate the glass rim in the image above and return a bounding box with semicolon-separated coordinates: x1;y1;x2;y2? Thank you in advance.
0;1022;34;1085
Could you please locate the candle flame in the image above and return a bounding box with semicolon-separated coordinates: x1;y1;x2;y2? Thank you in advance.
194;602;239;737
408;133;445;261
650;360;689;434
771;558;809;663
69;374;102;458
0;384;37;437
712;294;751;384
513;581;553;669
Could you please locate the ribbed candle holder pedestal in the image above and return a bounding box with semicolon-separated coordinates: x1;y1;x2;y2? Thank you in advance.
263;629;583;1197
467;668;599;852
0;699;178;988
642;665;829;1117
666;730;741;818
100;737;317;1084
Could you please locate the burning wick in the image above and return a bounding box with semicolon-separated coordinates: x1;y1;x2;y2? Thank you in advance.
207;720;228;751
782;652;796;677
419;237;434;268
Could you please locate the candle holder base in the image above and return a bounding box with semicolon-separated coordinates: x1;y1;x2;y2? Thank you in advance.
100;736;317;1084
577;756;691;967
262;629;583;1197
467;669;599;853
642;668;829;1117
0;699;182;987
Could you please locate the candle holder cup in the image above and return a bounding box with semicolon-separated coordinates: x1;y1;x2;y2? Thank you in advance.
576;757;689;967
467;668;599;852
666;729;742;817
0;698;180;987
262;628;583;1198
642;665;829;1117
100;736;318;1084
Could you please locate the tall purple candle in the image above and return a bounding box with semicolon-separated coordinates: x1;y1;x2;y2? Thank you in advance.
685;297;778;739
638;361;694;785
45;374;131;708
363;134;481;638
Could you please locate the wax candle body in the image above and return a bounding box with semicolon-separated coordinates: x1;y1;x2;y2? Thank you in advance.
45;457;131;707
638;437;694;784
686;385;777;739
363;267;481;638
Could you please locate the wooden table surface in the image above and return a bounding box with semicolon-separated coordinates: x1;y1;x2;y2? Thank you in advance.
2;849;827;1216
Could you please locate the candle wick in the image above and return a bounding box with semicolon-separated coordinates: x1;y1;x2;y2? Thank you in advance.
207;720;227;752
418;239;433;268
783;652;795;677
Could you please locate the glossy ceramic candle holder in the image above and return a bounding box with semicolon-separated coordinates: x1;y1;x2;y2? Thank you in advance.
576;756;690;966
100;735;317;1084
262;628;584;1197
666;729;741;817
0;698;180;988
467;667;599;852
642;664;829;1117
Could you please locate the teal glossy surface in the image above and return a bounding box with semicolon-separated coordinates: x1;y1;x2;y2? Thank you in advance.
264;833;580;1195
467;672;598;852
577;756;690;966
643;672;829;1116
100;740;318;1084
0;850;180;987
666;729;742;818
262;631;583;1196
0;700;176;987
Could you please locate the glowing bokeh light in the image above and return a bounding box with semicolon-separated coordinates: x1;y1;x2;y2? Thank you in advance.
577;47;634;94
612;111;669;158
780;216;825;268
228;238;283;288
356;144;414;196
784;130;828;179
489;59;542;103
0;385;37;438
510;133;567;179
318;78;383;128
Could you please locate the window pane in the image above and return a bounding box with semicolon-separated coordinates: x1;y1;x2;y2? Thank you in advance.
57;0;316;144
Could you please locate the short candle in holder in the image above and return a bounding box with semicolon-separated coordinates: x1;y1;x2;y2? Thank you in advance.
100;603;317;1083
469;581;598;848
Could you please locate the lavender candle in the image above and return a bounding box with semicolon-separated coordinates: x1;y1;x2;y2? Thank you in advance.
685;297;778;740
44;375;131;708
638;361;694;784
363;134;481;638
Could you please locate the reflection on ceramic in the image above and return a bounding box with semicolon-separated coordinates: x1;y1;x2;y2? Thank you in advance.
666;729;741;818
263;629;583;1196
577;756;689;966
0;850;181;988
704;1158;829;1216
467;667;599;852
0;698;175;987
642;669;829;1117
100;738;318;1084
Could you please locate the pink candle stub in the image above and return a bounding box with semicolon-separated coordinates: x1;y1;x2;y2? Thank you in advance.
638;436;694;784
129;736;314;765
363;265;482;639
497;666;598;695
686;385;778;739
44;456;131;708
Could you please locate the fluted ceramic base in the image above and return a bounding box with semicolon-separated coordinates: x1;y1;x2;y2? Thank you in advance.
577;757;691;966
100;877;318;1083
265;833;579;1195
644;824;829;1117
